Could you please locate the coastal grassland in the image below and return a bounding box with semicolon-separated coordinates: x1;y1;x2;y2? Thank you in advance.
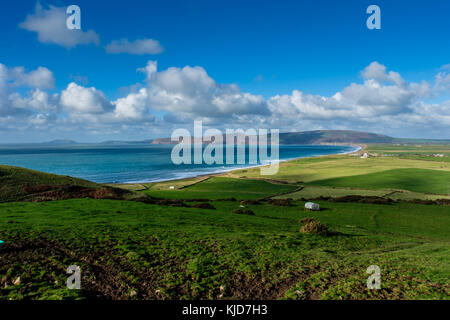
281;185;450;201
144;176;300;200
366;144;450;162
308;168;450;195
0;165;100;202
275;186;388;199
0;198;449;300
1;143;450;300
226;155;450;183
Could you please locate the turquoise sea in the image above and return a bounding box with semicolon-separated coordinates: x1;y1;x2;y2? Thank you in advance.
0;144;358;183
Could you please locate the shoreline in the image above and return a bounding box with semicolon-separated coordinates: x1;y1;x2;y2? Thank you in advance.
113;144;364;185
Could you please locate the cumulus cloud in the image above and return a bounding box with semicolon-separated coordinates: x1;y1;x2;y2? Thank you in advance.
267;62;450;136
434;70;450;93
105;39;163;55
0;63;56;118
9;66;55;89
19;3;99;49
1;60;450;140
361;61;405;86
60;83;113;114
112;88;151;121
140;61;270;120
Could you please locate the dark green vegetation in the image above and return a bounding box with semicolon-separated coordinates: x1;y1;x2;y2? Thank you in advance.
0;144;449;300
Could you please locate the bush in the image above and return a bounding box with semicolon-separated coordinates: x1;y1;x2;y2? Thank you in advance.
299;217;316;224
300;220;329;235
192;202;216;210
268;199;292;206
240;200;261;205
327;195;392;205
232;208;255;216
217;197;237;202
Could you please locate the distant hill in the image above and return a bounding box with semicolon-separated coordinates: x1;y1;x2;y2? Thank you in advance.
278;130;394;144
151;130;396;145
1;130;449;146
152;130;450;145
41;139;78;145
100;139;154;145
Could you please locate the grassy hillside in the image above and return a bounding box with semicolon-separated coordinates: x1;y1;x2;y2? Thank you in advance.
0;197;448;300
0;165;128;202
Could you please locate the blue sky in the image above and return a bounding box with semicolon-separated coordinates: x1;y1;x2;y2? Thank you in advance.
0;0;450;142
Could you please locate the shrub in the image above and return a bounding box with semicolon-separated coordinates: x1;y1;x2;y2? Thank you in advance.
268;199;292;206
232;208;255;216
240;200;261;205
328;195;392;205
192;202;216;210
299;217;316;224
300;220;329;235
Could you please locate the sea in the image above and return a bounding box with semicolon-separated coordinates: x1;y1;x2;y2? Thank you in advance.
0;144;358;183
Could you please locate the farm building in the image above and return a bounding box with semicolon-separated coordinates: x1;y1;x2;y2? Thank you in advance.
305;202;320;211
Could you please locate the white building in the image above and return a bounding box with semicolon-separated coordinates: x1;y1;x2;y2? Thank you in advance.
305;202;320;211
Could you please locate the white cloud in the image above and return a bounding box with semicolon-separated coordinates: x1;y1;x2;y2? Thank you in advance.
0;63;56;117
112;88;150;120
434;71;450;93
9;66;55;89
267;62;450;137
361;61;405;86
105;39;163;55
19;3;100;49
141;61;270;120
28;89;59;112
60;82;113;114
1;60;450;140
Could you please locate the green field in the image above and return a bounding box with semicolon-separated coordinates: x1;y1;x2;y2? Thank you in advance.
1;198;449;300
145;177;300;200
309;168;450;195
0;144;449;300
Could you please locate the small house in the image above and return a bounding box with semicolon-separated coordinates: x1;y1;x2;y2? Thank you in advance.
305;202;320;211
360;152;370;159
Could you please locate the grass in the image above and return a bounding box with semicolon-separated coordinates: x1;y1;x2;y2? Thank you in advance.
0;198;449;300
366;144;450;162
227;156;450;183
144;176;300;200
0;165;101;202
308;168;450;195
277;186;388;199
